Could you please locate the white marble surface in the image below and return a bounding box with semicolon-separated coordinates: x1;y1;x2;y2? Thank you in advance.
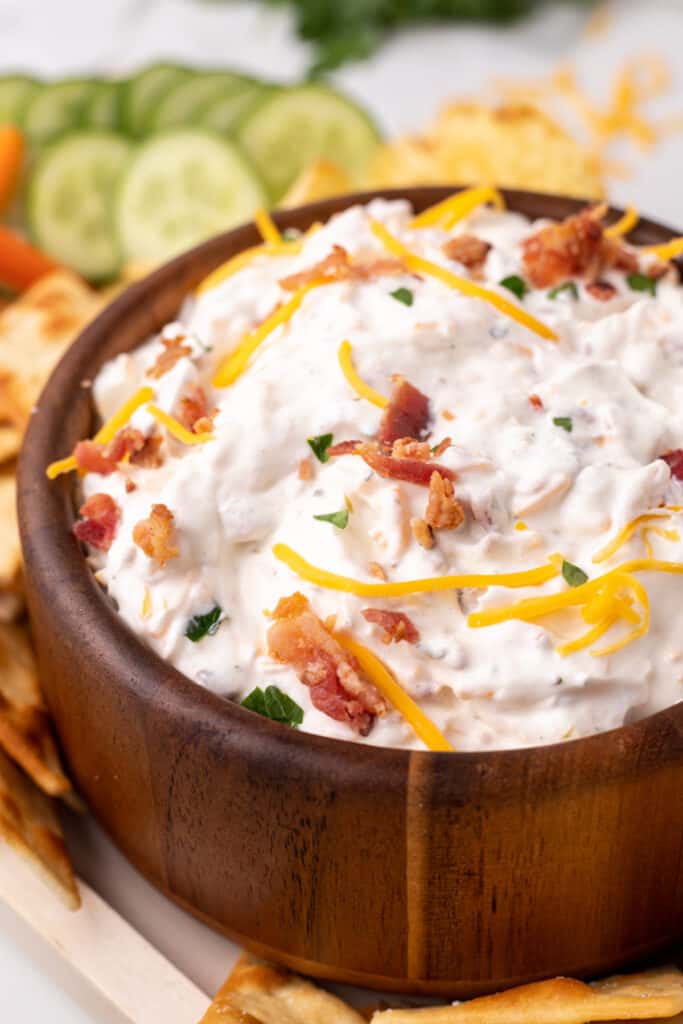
2;0;683;1020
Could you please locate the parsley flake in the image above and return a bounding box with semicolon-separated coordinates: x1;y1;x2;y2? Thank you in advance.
553;416;573;433
390;286;413;306
241;685;304;727
548;281;579;300
627;273;658;297
562;560;588;587
314;508;349;529
499;275;528;300
307;433;333;463
185;605;223;642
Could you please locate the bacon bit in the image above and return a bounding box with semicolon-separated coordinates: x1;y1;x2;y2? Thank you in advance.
378;377;430;446
431;436;452;457
268;592;387;735
73;493;120;552
147;335;192;379
125;479;137;493
130;433;164;469
358;442;456;487
411;516;434;549
132;504;179;567
529;393;544;410
662;449;683;480
362;608;420;645
74;426;146;476
279;244;405;292
522;205;638;288
392;437;431;460
178;385;217;434
586;280;617;302
442;409;455;421
327;439;362;457
425;471;465;531
368;561;387;581
442;234;491;276
298;457;313;481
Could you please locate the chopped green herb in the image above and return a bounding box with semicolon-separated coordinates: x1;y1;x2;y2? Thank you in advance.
553;416;573;433
185;605;223;642
562;560;588;588
548;281;579;300
307;433;333;463
282;227;301;241
241;685;304;727
627;272;658;297
499;275;528;300
314;508;349;529
390;286;413;306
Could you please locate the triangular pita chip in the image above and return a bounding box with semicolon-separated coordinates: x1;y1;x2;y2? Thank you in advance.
200;955;365;1024
0;747;79;909
0;620;70;796
372;966;683;1022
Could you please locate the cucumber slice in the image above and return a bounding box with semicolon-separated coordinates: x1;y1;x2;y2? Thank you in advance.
0;74;42;125
83;80;124;131
236;85;381;200
23;78;100;144
201;83;272;136
148;71;258;133
29;132;132;280
117;130;266;263
121;63;191;137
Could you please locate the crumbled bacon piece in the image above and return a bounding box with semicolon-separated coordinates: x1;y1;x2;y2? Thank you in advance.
279;245;406;292
662;449;683;481
147;335;192;379
74;426;146;476
125;479;137;493
133;504;178;567
298;457;313;481
529;393;544;410
522;204;638;288
586;280;617;302
392;437;431;460
442;234;491;275
362;608;420;645
425;471;465;531
268;593;387;736
378;377;430;446
73;493;120;552
431;436;452;457
411;517;434;549
178;385;216;434
368;561;387;581
358;443;455;487
327;439;362;457
130;433;164;469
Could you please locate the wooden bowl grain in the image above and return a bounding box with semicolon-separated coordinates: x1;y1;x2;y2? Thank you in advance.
17;188;683;996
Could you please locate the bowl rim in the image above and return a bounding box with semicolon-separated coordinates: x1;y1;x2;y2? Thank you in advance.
17;185;683;773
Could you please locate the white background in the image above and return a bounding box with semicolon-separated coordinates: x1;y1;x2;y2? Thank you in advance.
1;1;683;1020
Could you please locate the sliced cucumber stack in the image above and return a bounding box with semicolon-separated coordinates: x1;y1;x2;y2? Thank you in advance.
117;130;266;263
236;84;381;199
148;71;258;133
122;63;191;137
23;78;99;144
0;75;42;125
201;83;272;136
29;132;132;280
83;80;125;131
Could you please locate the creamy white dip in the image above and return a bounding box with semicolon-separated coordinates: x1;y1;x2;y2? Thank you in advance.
80;198;683;750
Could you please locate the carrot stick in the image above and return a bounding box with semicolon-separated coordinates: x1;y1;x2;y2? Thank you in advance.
0;224;59;291
0;124;24;213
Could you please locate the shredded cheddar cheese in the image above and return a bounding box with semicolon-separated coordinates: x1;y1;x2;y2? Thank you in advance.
410;186;505;230
605;206;639;238
643;237;683;262
254;207;282;245
46;386;155;480
592;511;671;563
370;220;557;342
146;405;214;445
272;542;561;596
213;280;324;388
337;340;388;408
141;587;152;619
335;633;454;752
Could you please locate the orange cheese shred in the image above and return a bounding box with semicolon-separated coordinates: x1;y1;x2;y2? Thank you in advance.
337;340;388;408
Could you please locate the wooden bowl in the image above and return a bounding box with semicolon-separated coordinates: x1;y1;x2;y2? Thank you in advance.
17;189;683;996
